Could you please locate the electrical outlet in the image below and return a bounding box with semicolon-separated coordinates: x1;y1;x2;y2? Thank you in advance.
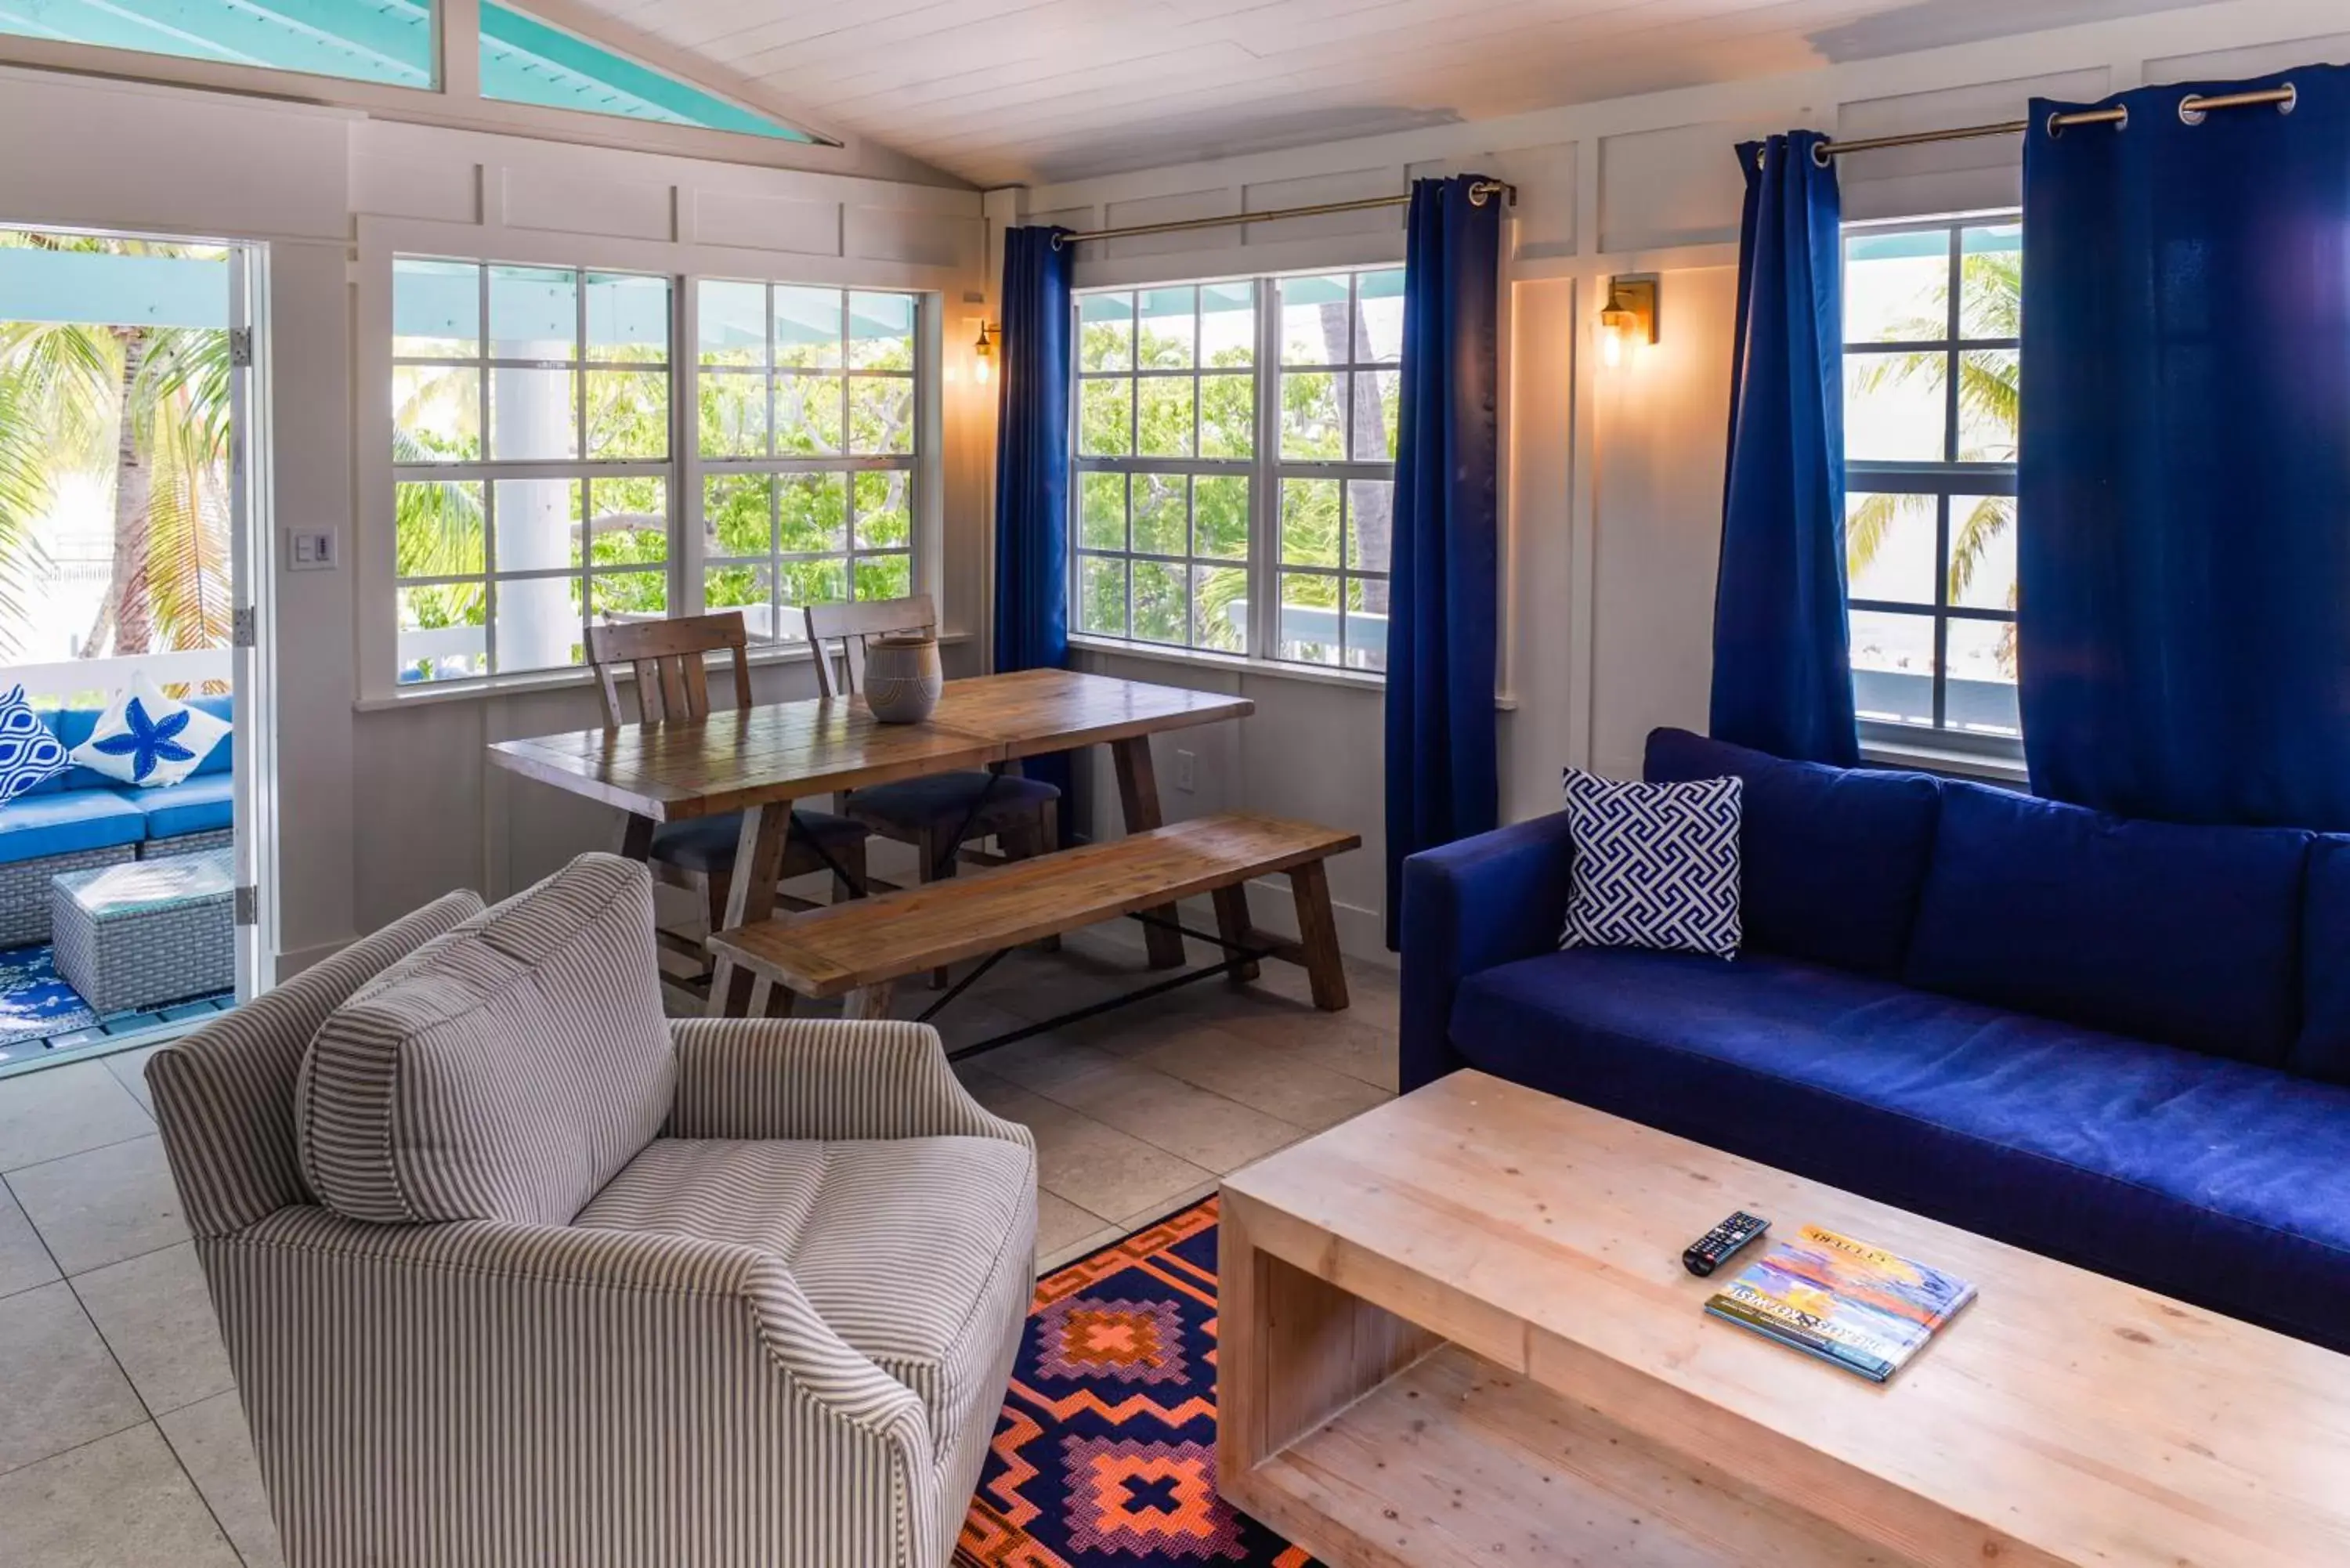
1174;749;1196;793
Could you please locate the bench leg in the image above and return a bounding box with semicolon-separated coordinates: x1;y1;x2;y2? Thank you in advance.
1112;736;1186;970
1289;860;1348;1012
917;829;953;988
1213;883;1261;983
845;981;895;1021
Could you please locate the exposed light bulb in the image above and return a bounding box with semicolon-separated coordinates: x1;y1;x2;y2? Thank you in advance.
973;353;991;385
1600;324;1625;369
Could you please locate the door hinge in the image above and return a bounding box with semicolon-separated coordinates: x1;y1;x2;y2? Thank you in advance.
228;327;254;368
233;885;258;927
232;606;257;649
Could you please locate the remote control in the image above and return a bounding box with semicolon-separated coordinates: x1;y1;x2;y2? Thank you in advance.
1683;1211;1770;1277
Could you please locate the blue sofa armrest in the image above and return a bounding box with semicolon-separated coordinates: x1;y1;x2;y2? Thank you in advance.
1398;811;1576;1092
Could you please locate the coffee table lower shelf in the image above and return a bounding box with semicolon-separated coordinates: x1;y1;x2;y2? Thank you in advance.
1226;1336;1890;1568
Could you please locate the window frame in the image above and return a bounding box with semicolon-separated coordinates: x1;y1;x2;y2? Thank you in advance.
380;250;936;694
1842;211;2022;759
390;258;678;684
692;280;922;646
1068;267;1401;677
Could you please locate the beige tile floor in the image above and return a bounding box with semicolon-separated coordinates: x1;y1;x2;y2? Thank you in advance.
0;917;1399;1566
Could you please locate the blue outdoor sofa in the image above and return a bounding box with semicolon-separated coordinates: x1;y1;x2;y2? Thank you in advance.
0;694;234;947
1400;727;2350;1356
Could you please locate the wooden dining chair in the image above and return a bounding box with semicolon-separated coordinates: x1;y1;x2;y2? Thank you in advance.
805;594;1061;983
587;613;869;976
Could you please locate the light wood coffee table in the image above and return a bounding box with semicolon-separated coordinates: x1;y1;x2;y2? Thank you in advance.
1217;1069;2350;1566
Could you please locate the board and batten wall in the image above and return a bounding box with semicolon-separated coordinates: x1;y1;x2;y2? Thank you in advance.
0;63;992;975
1010;0;2350;956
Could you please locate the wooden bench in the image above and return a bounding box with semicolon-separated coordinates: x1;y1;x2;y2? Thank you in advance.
707;812;1361;1021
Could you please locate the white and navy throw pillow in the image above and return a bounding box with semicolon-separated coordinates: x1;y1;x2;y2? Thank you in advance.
70;671;230;788
1559;768;1742;958
0;686;67;806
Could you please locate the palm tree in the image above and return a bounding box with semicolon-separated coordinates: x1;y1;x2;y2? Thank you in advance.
0;231;233;664
1847;248;2021;671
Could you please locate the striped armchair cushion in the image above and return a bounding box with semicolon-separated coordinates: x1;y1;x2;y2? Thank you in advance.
295;852;674;1226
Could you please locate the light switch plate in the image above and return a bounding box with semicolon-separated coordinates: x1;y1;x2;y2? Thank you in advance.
286;527;338;571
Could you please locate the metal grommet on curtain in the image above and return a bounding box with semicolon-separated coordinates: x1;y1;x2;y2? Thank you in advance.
2277;81;2299;115
2179;95;2206;126
1753;143;1769;170
1810;139;1831;169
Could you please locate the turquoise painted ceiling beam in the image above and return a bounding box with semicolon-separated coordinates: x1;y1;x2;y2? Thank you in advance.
0;246;229;329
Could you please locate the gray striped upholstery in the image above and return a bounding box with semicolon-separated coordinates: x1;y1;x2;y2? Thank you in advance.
148;889;486;1238
295;853;674;1226
146;860;1039;1568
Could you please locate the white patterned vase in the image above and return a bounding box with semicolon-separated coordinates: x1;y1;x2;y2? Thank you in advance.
864;634;942;724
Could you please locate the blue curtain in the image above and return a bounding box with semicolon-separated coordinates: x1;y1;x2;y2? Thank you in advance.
1385;175;1502;949
992;226;1075;826
1711;131;1858;766
2021;68;2350;828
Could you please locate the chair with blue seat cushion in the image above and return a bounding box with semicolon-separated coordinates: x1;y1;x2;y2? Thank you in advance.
587;614;868;984
804;596;1061;985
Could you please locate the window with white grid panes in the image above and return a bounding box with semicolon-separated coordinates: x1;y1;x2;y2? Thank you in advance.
391;258;671;683
697;282;918;642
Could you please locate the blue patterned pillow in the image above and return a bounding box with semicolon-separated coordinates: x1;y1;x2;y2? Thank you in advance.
0;686;67;807
1559;768;1743;957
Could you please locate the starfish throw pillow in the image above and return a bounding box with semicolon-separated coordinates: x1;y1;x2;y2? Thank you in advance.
70;671;231;789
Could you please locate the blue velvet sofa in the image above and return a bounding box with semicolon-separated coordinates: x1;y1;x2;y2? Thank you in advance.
0;695;235;947
1400;727;2350;1355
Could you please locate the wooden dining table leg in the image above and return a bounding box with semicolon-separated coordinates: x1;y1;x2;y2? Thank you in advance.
617;813;655;861
1112;736;1186;970
705;800;791;1017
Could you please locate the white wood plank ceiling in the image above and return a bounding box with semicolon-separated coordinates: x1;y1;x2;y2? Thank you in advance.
565;0;2214;186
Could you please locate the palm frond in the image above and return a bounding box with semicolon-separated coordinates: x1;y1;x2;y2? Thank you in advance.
1947;495;2015;603
143;401;233;651
394;428;486;579
1845;491;1929;581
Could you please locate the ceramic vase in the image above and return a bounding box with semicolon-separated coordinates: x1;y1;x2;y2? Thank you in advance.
864;633;942;723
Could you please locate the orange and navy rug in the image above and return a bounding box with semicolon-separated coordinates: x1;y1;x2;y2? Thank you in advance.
956;1196;1317;1567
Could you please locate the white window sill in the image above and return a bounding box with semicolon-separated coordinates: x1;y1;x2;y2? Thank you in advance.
1068;634;1388;695
1860;737;2028;785
1066;635;1524;708
354;631;974;713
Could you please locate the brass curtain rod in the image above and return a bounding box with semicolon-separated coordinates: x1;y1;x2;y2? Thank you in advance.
1050;179;1516;249
1796;83;2298;165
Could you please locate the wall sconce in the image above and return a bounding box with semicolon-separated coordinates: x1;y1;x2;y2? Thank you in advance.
1599;276;1659;367
972;320;995;385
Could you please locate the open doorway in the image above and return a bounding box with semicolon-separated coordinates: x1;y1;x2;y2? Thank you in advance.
0;225;266;1075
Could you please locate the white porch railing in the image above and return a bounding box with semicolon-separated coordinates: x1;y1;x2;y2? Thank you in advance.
4;649;233;706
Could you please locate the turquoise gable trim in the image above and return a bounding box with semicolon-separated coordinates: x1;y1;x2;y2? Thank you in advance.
0;247;228;330
0;0;432;88
479;2;815;143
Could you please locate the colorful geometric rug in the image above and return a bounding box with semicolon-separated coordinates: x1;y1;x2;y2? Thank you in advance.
957;1197;1317;1567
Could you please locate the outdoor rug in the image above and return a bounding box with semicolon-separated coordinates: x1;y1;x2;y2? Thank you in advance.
956;1196;1317;1567
0;943;97;1046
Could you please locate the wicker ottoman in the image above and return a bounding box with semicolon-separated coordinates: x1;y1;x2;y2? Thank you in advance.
51;847;235;1014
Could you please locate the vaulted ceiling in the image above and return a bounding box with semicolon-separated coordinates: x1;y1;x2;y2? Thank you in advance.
566;0;2216;187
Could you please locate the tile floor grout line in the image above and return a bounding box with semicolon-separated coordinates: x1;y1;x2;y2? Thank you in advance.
152;1399;257;1566
61;1234;196;1283
0;1412;160;1483
1;1125;159;1180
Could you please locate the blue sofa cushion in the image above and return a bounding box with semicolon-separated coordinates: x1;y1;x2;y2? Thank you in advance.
1450;947;2350;1355
2293;834;2350;1086
1902;782;2309;1066
1643;728;1941;977
115;775;233;841
0;789;146;865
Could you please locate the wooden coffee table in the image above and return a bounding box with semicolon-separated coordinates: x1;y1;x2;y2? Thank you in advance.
1217;1070;2350;1566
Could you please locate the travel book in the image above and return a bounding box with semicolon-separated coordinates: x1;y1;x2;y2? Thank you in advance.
1703;1225;1976;1382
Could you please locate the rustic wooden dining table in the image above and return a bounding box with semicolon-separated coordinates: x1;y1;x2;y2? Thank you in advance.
486;667;1256;1012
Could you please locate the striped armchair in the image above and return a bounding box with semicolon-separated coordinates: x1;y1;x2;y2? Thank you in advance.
146;860;1039;1568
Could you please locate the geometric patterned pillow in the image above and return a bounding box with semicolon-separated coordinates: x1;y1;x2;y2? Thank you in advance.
69;670;230;788
1559;768;1743;958
0;685;67;807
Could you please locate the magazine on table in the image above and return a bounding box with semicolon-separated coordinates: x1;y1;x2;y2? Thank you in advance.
1704;1224;1976;1382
